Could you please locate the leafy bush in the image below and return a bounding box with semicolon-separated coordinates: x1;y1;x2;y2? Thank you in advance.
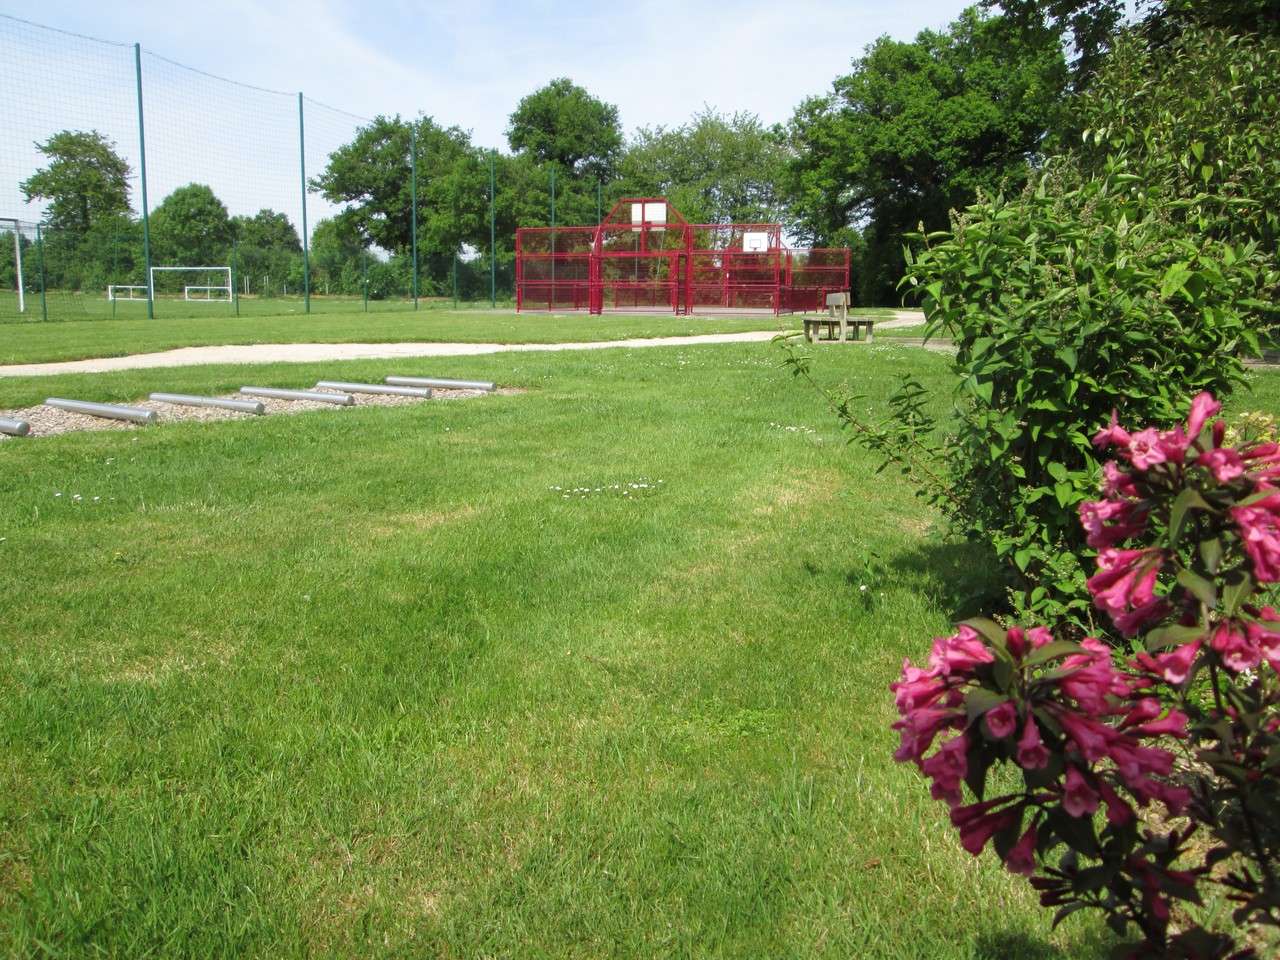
901;153;1269;626
893;394;1280;957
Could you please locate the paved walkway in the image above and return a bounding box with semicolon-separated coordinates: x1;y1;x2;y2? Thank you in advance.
0;312;928;378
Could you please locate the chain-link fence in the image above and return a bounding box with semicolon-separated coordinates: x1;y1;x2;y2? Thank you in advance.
1;14;515;323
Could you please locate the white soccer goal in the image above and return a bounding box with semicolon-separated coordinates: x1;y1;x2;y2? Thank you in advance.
107;285;149;301
149;266;232;303
1;218;26;313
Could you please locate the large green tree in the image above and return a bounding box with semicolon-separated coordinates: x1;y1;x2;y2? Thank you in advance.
20;130;133;237
506;78;623;182
311;115;489;271
785;6;1067;304
148;183;232;266
616;109;790;225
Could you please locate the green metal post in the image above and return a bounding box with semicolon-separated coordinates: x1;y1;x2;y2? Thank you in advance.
35;223;47;323
411;123;419;310
362;248;369;312
452;256;457;309
111;216;120;317
550;166;555;303
232;239;241;316
489;148;496;307
135;43;153;319
298;93;311;314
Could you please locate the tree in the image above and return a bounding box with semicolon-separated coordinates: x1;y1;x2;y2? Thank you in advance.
311;115;489;278
980;0;1127;86
148;183;232;266
309;216;366;296
20;130;133;237
231;209;301;252
507;78;623;182
785;6;1068;304
615;109;790;225
1146;0;1280;41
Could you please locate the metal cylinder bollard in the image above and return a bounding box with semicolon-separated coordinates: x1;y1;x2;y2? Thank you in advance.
45;398;158;423
385;376;496;392
239;387;355;406
150;392;266;414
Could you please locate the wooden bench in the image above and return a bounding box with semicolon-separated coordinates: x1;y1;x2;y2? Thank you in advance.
803;292;874;343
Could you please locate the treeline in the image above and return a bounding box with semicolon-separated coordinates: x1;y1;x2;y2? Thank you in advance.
10;0;1277;306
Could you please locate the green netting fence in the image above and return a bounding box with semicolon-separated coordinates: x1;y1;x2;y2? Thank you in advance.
0;13;516;323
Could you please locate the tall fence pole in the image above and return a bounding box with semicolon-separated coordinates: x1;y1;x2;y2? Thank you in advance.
35;223;47;322
134;43;153;320
411;123;419;311
232;239;241;316
298;93;311;314
489;148;496;307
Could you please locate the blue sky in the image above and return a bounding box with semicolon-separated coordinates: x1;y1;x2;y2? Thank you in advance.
6;0;974;148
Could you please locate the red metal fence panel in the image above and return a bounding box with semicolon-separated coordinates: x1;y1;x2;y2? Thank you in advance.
515;199;849;316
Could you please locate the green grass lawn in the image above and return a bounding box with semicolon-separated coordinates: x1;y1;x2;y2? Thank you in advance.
6;334;1275;956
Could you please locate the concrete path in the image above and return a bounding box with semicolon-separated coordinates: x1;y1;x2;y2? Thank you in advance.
0;312;928;378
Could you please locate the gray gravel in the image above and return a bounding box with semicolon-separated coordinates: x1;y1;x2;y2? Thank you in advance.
0;386;508;440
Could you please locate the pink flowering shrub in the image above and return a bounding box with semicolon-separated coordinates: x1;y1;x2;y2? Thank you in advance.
893;393;1280;958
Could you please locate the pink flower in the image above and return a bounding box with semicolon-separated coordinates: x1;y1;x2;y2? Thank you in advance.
1062;766;1100;818
921;733;969;807
1112;598;1175;638
1132;639;1201;685
1088;547;1166;629
1056;711;1114;763
1231;493;1280;583
892;706;965;764
1003;825;1038;877
1127;428;1168;470
1016;718;1051;770
984;701;1018;739
1197;447;1245;483
1097;778;1136;827
1093;410;1132;450
928;624;994;675
951;799;1017;856
1245;617;1280;670
1079;499;1148;549
1186;391;1222;438
1108;737;1176;785
1101;460;1138;498
1209;621;1262;673
891;661;948;713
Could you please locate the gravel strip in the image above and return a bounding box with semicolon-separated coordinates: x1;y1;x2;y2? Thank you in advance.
0;386;512;440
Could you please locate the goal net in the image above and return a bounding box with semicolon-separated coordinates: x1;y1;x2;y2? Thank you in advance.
149;266;232;302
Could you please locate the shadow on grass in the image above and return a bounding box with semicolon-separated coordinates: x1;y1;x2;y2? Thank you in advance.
892;536;1010;622
973;929;1117;960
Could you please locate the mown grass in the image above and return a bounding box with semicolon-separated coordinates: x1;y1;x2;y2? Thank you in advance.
2;307;888;368
8;336;1274;956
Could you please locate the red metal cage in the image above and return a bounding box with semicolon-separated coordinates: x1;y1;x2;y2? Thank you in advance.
516;198;849;315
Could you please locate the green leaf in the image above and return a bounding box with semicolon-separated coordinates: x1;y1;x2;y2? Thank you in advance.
1221;569;1254;616
1176;567;1217;606
1169;487;1211;544
1145;625;1205;652
1022;640;1083;668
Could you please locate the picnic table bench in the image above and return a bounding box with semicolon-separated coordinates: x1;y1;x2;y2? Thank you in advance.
803;292;874;343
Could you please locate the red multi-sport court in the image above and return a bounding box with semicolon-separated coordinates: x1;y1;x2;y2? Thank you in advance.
516;198;850;316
